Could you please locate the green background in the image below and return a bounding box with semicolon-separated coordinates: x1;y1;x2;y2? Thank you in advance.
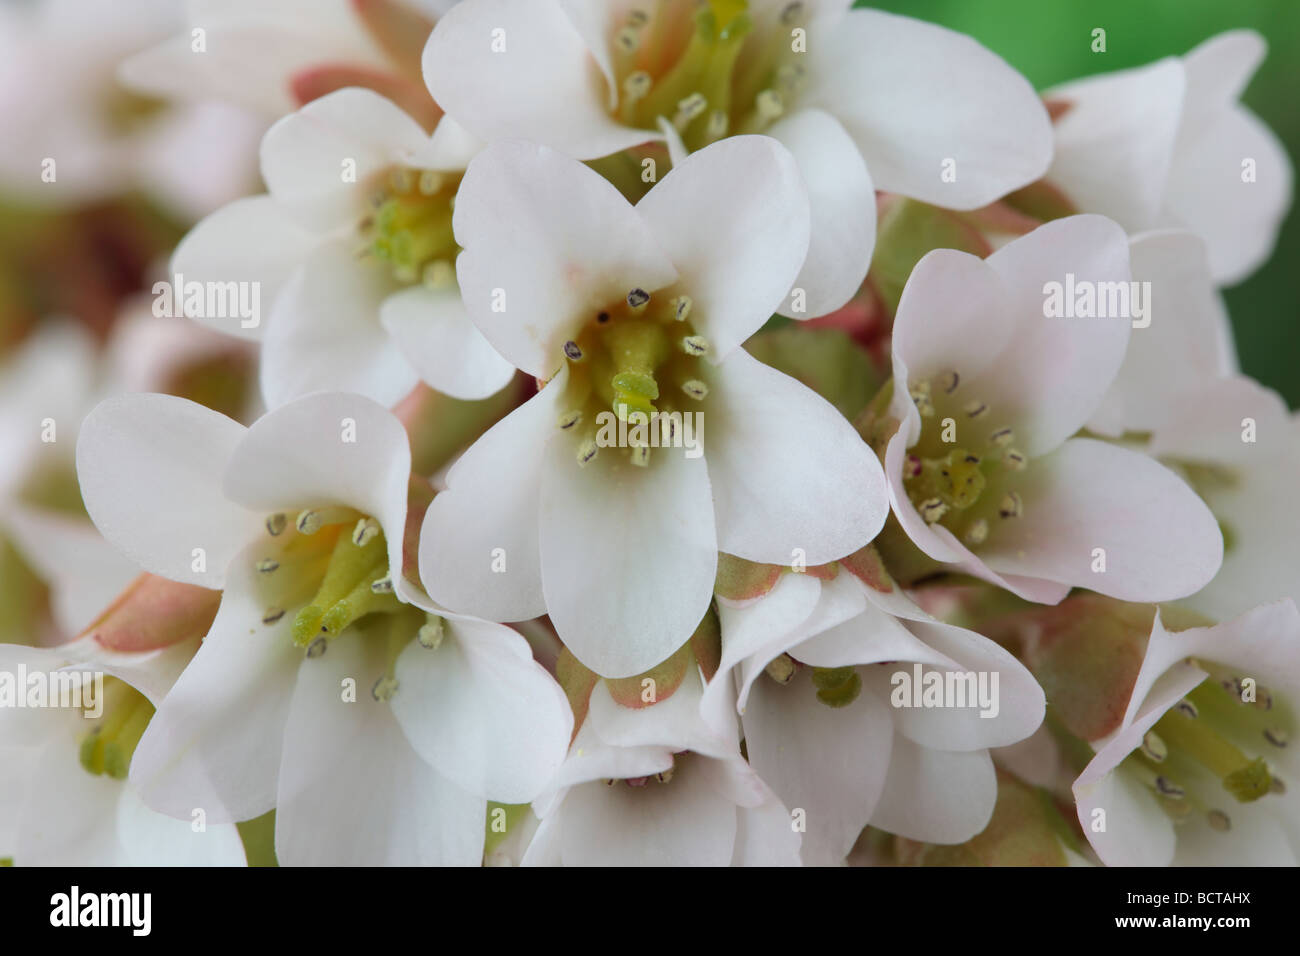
864;0;1299;407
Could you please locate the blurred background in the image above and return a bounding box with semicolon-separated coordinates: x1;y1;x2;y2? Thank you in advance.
869;0;1300;406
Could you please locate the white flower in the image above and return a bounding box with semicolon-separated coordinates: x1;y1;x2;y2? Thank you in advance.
0;0;262;219
522;667;800;866
1073;600;1300;866
1044;31;1293;285
702;554;1044;863
0;637;245;866
75;390;571;864
419;136;888;678
172;87;513;408
882;214;1223;604
423;0;1052;318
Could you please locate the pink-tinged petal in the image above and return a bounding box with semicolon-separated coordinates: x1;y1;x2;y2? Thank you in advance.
869;737;997;843
705;349;886;564
259;240;419;409
391;616;572;802
588;671;732;759
75;573;219;655
1164;105;1292;286
129;542;302;824
170;197;320;342
982;438;1222;603
379;285;516;400
222;391;412;595
635;136;809;358
423;0;656;159
1150;376;1291;466
767;109;876;320
76;394;260;589
745;668;894;865
980;215;1132;455
803;9;1052;209
1089;231;1233;436
554;762;738;866
261;88;433;232
539;425;717;679
1045;59;1185;229
453;140;678;378
276;630;485;865
420;369;569;622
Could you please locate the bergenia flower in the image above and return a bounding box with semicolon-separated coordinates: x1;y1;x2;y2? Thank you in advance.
881;214;1222;604
524;665;800;866
423;0;1052;318
703;550;1044;863
1043;31;1293;285
172;87;513;408
419;135;888;678
75;390;571;864
0;637;245;866
1073;600;1300;866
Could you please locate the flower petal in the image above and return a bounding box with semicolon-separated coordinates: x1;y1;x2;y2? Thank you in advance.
636;136;810;359
76;394;260;589
868;736;997;843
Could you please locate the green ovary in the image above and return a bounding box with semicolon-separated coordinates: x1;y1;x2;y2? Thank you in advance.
362;168;461;285
79;677;154;781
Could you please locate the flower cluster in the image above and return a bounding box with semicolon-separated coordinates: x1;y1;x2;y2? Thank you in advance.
1;0;1295;867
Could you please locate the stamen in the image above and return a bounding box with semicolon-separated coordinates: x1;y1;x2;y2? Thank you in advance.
1154;705;1273;803
296;506;360;535
675;92;708;125
681;379;708;400
256;559;280;574
682;335;710;357
306;637;328;659
623;70;653;102
755;89;784;122
706;110;728;139
1207;810;1231;831
998;493;1022;519
1154;776;1185;798
577;439;599;467
615;27;640;53
389;168;414;193
764;653;796;685
418;170;444;195
939;370;960;393
780;1;805;24
417;616;444;650
626;288;650;309
1004;449;1027;471
964;401;988;418
1264;728;1289;748
656;766;674;784
918;498;948;524
352;517;381;547
672;295;692;321
964;519;988;546
989;427;1014;447
1175;698;1199;719
629;444;651;468
1141;730;1168;762
370;576;394;594
563;340;584;362
262;607;286;625
372;676;400;701
558;409;583;430
266;513;287;536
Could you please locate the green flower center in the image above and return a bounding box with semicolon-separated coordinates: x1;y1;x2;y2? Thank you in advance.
78;677;154;780
900;370;1029;550
555;288;710;469
359;166;461;286
1123;672;1292;832
611;0;809;153
256;508;444;701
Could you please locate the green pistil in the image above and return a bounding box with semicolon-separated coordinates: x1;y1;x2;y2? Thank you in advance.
291;527;399;646
811;666;862;708
605;316;669;419
79;678;155;781
909;448;986;511
362;169;460;284
1152;706;1272;803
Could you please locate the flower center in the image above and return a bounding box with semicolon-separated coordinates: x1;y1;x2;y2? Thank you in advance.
359;166;461;287
78;677;154;780
764;655;863;709
900;371;1029;550
1123;672;1292;831
555;288;710;469
256;508;445;701
611;0;809;153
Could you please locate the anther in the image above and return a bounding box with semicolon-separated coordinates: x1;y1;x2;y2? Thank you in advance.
998;492;1023;519
418;170;444;195
964;519;988;546
1004;449;1027;471
389;168;414;193
615;27;640;53
266;513;287;536
675;92;708;123
372;676;399;702
626;288;650;309
296;510;324;535
1207;809;1231;831
755;89;784;122
655;766;674;784
262;607;285;625
558;409;583;430
563;340;584;361
1264;728;1289;748
918;498;948;524
1175;698;1199;719
681;380;708;401
370;576;394;594
255;559;279;574
623;70;652;102
629;444;651;468
681;335;710;357
989;427;1014;447
417;617;444;650
306;637;328;659
672;295;692;321
352;517;381;547
939;371;960;393
764;653;796;685
1141;730;1168;763
1154;776;1184;798
577;439;599;467
964;401;988;418
780;1;805;24
706;110;728;138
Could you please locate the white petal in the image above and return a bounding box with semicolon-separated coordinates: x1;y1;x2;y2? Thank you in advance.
869;736;996;843
705;349;887;564
540;427;717;678
453;139;678;378
259;240;419;409
422;0;656;159
76;394;260;589
768;109;876;319
804;8;1052;208
170;197;320;341
391;616;572;802
636;136;811;359
380;285;516;400
420;371;569;622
